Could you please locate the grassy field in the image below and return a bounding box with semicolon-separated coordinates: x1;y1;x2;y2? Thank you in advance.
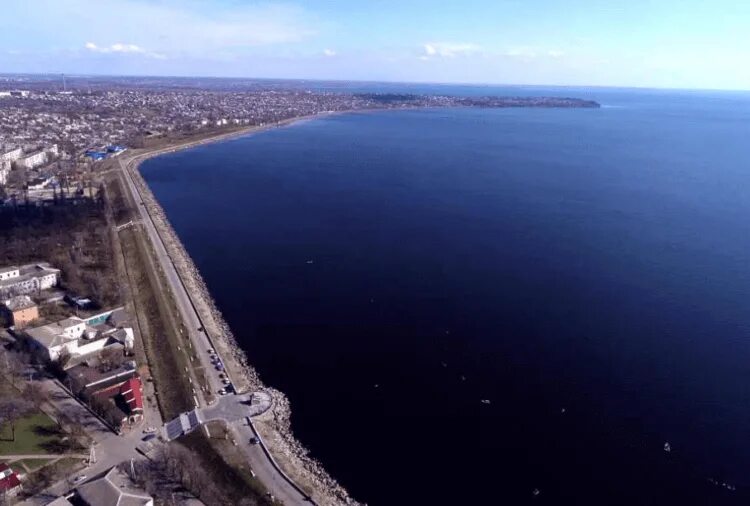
106;174;194;420
0;411;60;455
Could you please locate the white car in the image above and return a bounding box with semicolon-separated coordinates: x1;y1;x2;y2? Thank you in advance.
72;475;87;484
218;388;227;395
143;426;157;434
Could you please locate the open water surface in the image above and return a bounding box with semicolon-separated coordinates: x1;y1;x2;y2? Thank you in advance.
141;86;750;504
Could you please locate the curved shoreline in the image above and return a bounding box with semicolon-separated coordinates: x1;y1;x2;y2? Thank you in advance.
121;115;361;505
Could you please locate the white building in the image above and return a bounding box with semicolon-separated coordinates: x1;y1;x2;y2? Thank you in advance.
0;263;60;299
0;161;10;185
24;308;134;362
0;147;22;163
16;149;48;170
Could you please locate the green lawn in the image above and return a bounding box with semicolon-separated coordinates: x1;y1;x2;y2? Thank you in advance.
0;411;61;455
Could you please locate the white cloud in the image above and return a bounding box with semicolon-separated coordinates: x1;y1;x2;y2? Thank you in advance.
15;0;318;60
85;41;166;59
323;49;336;57
420;42;481;59
547;49;565;58
504;47;537;59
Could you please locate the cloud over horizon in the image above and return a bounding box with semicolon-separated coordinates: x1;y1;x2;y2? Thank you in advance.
85;42;166;59
420;42;482;60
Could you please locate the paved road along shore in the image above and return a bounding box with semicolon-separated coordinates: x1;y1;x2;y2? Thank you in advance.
119;148;313;505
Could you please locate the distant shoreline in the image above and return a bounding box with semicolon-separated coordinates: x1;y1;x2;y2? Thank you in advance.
121;99;601;504
121;97;600;164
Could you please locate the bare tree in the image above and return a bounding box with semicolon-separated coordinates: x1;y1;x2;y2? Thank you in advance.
0;350;25;387
0;397;33;441
23;382;48;409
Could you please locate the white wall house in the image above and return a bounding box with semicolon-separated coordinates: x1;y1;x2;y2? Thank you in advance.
0;263;60;299
24;308;134;362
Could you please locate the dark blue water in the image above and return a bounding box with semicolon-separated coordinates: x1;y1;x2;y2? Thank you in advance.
141;87;750;505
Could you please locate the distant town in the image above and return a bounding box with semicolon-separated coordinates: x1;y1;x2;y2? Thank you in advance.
0;74;598;206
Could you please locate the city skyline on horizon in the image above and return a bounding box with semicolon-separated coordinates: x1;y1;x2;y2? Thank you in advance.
2;0;749;91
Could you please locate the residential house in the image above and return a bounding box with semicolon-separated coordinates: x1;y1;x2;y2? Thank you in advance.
24;308;134;362
1;295;39;328
67;361;138;397
0;463;22;498
74;466;153;506
93;376;145;429
0;263;60;299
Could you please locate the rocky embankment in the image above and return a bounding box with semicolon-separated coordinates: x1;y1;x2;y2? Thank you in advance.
126;149;360;506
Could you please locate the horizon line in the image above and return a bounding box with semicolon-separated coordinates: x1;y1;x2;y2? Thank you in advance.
1;71;749;95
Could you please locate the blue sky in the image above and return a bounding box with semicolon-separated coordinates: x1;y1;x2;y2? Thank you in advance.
1;0;749;90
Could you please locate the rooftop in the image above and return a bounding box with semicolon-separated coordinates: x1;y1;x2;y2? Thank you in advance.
0;263;60;291
45;498;74;506
25;324;67;348
75;467;152;506
3;295;36;311
0;463;21;492
67;361;136;390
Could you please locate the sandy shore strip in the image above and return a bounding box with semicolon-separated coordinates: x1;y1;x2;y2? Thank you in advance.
121;116;362;505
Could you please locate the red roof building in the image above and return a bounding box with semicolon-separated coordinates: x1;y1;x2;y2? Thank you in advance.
0;463;22;496
120;376;144;415
91;375;144;431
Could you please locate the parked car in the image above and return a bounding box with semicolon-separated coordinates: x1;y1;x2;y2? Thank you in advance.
249;437;259;445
